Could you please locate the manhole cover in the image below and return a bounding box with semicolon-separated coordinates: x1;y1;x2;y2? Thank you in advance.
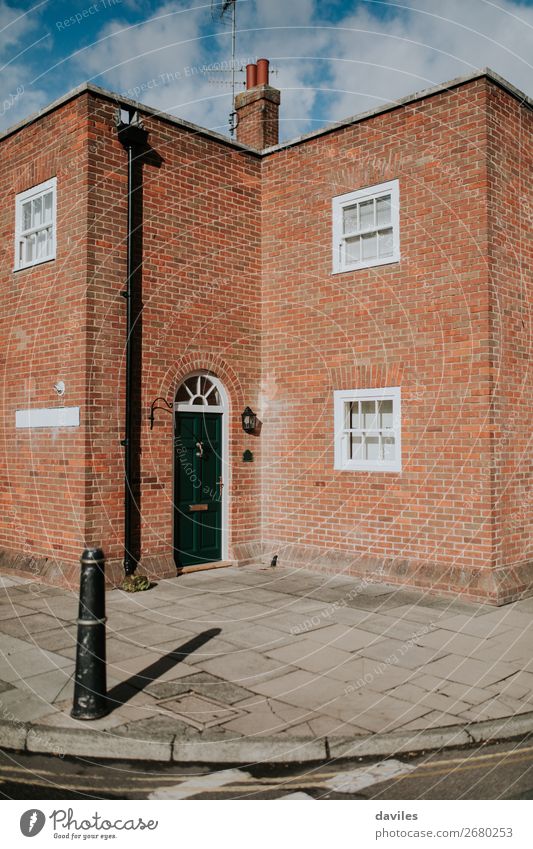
157;690;246;730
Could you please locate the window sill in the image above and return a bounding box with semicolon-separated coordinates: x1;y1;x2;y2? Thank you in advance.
335;463;402;473
13;255;56;273
332;255;400;275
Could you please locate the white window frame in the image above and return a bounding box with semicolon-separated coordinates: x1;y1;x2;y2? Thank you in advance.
334;386;402;472
332;179;400;274
14;177;57;271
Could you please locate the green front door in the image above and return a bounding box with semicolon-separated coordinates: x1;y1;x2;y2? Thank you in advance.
174;411;223;568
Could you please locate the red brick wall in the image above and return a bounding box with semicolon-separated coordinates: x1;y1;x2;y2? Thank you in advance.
0;96;92;577
235;86;280;149
0;77;530;603
0;95;91;584
260;79;505;601
85;95;263;577
0;91;263;586
487;86;533;600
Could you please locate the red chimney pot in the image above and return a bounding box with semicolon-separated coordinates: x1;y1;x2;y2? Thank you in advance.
256;58;269;86
246;63;257;90
235;56;280;149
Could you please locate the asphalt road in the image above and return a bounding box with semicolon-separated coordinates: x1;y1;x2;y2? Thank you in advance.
1;736;532;800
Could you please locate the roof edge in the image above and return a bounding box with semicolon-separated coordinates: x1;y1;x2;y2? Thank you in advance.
0;68;530;156
0;81;261;156
261;68;533;155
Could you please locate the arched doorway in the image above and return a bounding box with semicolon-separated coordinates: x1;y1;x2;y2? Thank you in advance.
173;372;229;568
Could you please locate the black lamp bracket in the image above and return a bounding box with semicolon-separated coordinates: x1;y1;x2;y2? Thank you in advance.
149;397;173;430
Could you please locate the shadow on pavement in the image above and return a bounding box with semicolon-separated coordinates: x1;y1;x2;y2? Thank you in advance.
106;628;222;710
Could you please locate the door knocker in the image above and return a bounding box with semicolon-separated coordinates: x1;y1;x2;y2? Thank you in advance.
195;440;204;458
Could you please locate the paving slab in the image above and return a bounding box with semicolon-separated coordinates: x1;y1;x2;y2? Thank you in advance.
132;604;207;625
422;654;519;688
222;697;308;737
411;674;497;706
264;635;343;662
223;588;295;606
0;563;532;764
472;636;533;665
349;613;436;642
223;622;297;650
16;596;79;618
116;622;191;646
0;612;72;640
414;629;493;657
387;682;471;716
29;626;77;653
144;670;254;704
195;649;294;688
435;613;517;638
497;671;533;701
339;661;420;692
306;623;382;651
400;710;466;730
360;637;448;670
0;576;31;588
0;646;74;682
0;604;37;621
0;687;58;722
17;667;74;703
170;592;230;611
383;603;477;625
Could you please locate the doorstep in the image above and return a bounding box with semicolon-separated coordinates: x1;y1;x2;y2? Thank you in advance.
176;560;235;576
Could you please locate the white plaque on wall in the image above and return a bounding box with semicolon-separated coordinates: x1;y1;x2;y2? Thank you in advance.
15;407;80;428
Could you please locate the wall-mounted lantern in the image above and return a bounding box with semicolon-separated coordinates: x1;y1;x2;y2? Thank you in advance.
241;406;257;434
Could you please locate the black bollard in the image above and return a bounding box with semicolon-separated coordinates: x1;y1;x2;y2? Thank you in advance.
71;548;109;719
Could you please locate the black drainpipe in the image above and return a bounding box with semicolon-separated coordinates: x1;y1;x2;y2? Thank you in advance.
116;109;148;576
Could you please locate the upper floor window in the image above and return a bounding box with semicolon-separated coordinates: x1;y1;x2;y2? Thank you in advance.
14;177;56;271
332;179;399;273
334;386;401;472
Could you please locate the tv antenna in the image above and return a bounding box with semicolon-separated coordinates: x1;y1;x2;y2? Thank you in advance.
211;0;238;136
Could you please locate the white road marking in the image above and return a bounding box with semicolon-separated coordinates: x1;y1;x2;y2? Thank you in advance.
148;768;252;799
325;759;417;794
281;792;315;800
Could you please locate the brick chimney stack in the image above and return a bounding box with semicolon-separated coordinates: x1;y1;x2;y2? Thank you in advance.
235;59;280;149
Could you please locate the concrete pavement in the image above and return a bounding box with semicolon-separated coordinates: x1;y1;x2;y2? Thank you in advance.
0;564;532;764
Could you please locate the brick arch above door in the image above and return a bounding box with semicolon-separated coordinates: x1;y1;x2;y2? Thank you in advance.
172;354;245;412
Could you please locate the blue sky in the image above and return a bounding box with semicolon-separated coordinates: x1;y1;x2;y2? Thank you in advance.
1;0;533;139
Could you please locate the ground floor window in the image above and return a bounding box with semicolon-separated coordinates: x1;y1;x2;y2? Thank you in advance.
334;386;401;472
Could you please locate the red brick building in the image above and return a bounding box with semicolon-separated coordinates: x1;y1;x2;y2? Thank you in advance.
0;65;531;604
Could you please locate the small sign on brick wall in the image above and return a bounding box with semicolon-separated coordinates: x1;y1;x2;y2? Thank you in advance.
15;407;80;428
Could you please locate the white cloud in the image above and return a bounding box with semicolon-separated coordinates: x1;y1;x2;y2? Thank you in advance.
0;1;49;131
71;0;533;141
321;0;533;124
74;1;239;133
